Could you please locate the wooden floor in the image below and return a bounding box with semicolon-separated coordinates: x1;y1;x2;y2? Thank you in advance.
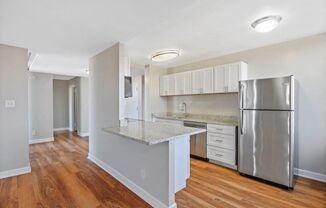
0;133;325;208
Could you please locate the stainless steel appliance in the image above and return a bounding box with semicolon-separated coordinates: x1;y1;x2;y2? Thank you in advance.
184;121;207;159
239;76;294;189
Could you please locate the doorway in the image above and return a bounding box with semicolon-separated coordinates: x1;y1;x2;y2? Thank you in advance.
69;85;78;132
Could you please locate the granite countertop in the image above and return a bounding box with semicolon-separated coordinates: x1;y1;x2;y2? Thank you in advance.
153;113;238;126
102;120;206;145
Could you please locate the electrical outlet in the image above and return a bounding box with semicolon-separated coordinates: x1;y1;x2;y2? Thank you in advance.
5;100;15;108
32;130;36;136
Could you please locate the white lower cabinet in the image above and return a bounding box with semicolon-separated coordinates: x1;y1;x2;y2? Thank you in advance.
207;124;237;168
207;146;235;165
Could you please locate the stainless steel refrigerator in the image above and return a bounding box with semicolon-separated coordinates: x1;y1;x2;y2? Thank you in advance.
239;75;294;189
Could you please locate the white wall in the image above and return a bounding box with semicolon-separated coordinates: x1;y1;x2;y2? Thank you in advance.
0;44;30;174
167;33;326;176
28;72;54;141
53;80;69;129
144;65;167;121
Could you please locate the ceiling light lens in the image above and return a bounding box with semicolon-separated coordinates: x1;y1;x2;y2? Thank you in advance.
252;16;282;33
151;50;180;62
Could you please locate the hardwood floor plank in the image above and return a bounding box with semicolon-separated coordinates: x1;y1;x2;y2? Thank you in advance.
0;133;325;208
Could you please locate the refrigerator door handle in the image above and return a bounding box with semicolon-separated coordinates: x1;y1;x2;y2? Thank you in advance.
240;83;244;109
240;110;244;135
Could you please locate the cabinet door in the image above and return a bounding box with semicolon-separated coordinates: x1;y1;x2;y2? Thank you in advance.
213;65;227;93
183;72;192;94
191;70;202;94
175;73;184;95
227;63;240;92
159;75;169;96
202;68;213;93
167;74;176;95
192;68;213;94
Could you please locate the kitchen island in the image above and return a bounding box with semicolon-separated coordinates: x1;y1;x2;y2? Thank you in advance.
88;120;205;208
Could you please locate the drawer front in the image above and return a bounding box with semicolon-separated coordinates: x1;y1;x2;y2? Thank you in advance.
207;133;235;150
207;146;235;165
207;124;235;135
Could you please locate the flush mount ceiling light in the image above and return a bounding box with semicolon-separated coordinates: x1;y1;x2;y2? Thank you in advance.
151;50;180;62
251;15;282;33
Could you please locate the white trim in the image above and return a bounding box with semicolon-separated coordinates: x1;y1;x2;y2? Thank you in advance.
294;168;326;183
0;165;31;179
78;132;89;137
53;127;70;132
29;137;54;144
88;154;176;208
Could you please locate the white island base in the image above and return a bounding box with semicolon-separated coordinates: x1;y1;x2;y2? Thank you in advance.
88;120;206;208
89;134;189;208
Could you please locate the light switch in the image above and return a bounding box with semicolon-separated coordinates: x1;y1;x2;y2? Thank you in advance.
5;100;15;108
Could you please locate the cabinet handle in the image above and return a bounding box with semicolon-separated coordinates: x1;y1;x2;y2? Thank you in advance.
215;128;223;131
215;139;223;142
215;153;223;157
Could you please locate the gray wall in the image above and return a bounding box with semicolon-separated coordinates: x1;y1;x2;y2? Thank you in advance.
53;80;69;129
28;72;54;141
167;33;326;175
0;44;29;172
89;43;172;205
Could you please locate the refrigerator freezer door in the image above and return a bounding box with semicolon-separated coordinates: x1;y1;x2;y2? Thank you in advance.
240;76;294;110
239;110;293;187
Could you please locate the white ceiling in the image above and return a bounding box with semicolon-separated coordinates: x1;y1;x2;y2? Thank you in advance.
1;0;326;75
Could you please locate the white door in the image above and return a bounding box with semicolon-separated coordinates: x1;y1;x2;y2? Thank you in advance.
227;63;240;92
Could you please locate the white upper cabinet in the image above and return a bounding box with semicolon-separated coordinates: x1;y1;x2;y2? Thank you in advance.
175;72;192;95
226;63;240;92
159;75;169;96
214;62;248;93
168;74;176;95
159;74;176;96
213;65;227;93
192;67;213;94
160;62;247;96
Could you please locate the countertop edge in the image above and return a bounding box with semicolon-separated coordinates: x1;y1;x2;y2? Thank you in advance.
102;128;206;146
153;115;238;126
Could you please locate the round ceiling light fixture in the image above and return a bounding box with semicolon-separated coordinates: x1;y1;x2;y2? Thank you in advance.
151;50;180;62
251;15;282;33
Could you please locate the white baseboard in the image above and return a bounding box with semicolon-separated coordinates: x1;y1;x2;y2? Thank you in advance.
0;165;31;179
88;154;176;208
294;168;326;183
78;132;89;137
53;127;69;132
29;137;54;144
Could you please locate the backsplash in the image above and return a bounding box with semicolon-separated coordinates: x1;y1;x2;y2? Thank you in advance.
166;93;239;117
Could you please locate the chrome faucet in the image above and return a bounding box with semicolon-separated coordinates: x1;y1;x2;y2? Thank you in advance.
181;102;187;115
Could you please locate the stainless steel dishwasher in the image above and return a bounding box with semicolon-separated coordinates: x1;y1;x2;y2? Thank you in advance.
184;121;207;160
